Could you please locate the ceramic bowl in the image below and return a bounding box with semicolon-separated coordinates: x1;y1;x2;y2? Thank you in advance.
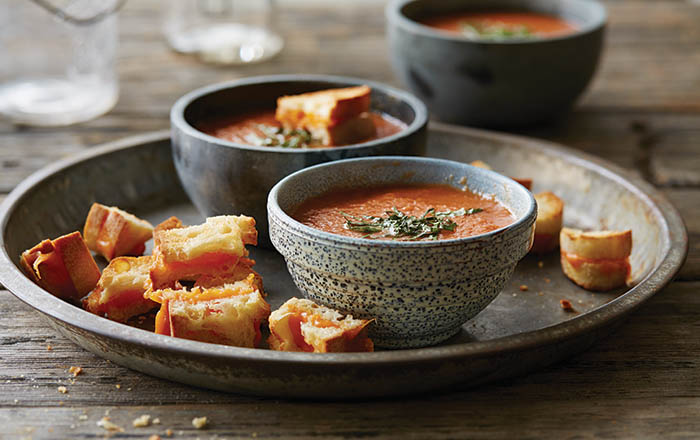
267;156;537;349
386;0;606;128
171;74;428;247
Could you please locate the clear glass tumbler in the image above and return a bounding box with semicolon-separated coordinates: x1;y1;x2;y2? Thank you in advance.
163;0;283;65
0;0;120;126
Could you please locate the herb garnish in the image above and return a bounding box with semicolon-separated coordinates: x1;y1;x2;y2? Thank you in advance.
460;21;534;40
342;207;483;241
249;124;316;148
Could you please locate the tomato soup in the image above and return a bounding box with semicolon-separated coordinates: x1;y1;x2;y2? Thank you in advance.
420;11;577;39
293;184;515;241
198;109;406;148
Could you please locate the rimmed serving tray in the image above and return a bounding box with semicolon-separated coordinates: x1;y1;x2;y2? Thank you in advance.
0;124;687;399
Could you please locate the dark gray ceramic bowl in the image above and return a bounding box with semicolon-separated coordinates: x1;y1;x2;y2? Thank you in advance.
268;156;537;349
386;0;606;127
171;75;428;247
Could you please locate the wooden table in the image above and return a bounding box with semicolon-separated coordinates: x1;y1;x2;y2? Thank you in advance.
2;1;699;438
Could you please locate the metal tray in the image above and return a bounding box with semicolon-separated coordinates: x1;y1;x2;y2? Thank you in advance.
0;124;687;399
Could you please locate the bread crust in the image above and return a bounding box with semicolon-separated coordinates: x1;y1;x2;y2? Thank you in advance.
268;298;373;353
149;215;257;289
150;275;270;348
559;227;632;291
20;231;100;302
560;227;632;260
531;191;564;254
83;256;158;322
275;86;375;146
83;203;154;261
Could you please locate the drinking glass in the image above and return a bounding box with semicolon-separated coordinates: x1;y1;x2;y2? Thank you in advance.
163;0;283;65
0;0;121;126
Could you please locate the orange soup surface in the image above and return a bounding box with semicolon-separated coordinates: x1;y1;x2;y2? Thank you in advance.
420;11;577;39
198;109;405;148
293;184;515;241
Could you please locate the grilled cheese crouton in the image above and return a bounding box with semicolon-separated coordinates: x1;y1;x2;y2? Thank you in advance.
275;86;376;146
20;231;101;302
83;256;158;322
194;258;264;294
150;275;270;348
83;203;153;260
149;215;257;289
268;298;373;353
560;227;632;291
531;192;564;254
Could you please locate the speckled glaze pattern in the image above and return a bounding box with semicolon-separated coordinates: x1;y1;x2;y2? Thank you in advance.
171;75;428;247
268;156;537;348
386;0;606;128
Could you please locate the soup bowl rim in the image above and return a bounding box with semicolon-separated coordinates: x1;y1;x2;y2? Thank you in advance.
267;155;537;249
170;74;429;154
386;0;607;46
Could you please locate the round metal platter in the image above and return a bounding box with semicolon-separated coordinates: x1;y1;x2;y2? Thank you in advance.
0;124;687;399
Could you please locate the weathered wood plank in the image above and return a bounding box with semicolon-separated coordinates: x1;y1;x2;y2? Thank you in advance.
662;188;700;280
2;280;700;438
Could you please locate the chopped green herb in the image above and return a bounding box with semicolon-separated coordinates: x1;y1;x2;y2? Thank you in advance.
460;21;534;40
250;124;316;148
342;207;483;241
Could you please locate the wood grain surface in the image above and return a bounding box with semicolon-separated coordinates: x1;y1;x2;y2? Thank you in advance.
1;0;699;438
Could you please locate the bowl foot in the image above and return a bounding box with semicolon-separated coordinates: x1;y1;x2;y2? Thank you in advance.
372;326;462;349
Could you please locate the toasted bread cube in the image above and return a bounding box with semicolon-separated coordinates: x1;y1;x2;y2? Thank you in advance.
560;227;632;291
313;112;376;146
276;85;370;127
154;216;184;233
149;215;257;289
275;86;375;146
83;203;154;260
194;258;264;294
531;192;564;254
151;275;270;348
469;160;492;170
83;256;158;322
268;298;374;353
513;178;533;190
20;231;100;302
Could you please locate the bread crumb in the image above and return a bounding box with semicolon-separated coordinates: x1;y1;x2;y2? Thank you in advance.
538;291;544;296
165;428;174;437
59;400;64;406
153;418;161;425
511;293;517;297
115;384;121;389
46;345;53;351
537;261;544;269
127;387;132;391
68;366;83;377
57;386;68;394
544;278;551;283
519;284;529;292
132;414;151;428
560;299;574;311
97;416;124;432
78;415;88;421
192;416;208;429
149;436;162;440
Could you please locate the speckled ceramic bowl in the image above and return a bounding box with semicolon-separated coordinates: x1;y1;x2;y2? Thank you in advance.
171;75;428;247
268;156;537;349
386;0;606;127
